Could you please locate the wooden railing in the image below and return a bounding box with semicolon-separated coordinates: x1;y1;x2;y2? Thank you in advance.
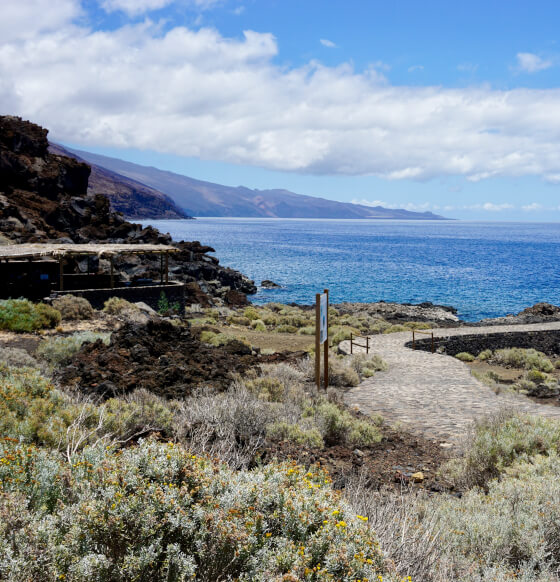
411;329;435;353
350;333;370;354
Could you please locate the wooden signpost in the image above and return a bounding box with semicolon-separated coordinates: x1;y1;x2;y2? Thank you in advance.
315;288;329;390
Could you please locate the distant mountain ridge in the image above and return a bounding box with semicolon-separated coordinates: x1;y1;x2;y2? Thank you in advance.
66;146;448;220
50;144;190;220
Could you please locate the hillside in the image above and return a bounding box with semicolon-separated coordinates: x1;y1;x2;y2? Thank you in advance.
67;147;448;220
49;143;190;220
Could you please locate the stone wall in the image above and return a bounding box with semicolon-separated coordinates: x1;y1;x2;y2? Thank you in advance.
51;281;185;311
407;330;560;357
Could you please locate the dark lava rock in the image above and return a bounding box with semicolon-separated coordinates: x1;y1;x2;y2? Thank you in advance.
57;318;304;400
0;116;255;306
261;280;281;289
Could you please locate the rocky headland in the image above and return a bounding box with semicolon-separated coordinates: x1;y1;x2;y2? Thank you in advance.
0;115;255;306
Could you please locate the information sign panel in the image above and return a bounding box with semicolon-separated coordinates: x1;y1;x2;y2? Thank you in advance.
319;293;328;344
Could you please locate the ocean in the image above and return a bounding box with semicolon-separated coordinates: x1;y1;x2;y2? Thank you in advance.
142;219;560;322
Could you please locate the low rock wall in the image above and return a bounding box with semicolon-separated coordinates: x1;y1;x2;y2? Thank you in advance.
51;281;185;311
406;329;560;357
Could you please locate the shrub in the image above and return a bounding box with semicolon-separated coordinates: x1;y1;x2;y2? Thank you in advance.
245;375;285;402
199;330;217;343
297;325;315;335
440;410;560;489
0;299;61;332
478;349;493;361
455;352;475;362
226;314;251;326
349;352;388;378
102;296;137;314
250;318;267;331
276;324;298;334
243;306;261;320
492;348;554;372
37;331;111;368
526;368;550;384
383;324;408;334
0;439;389;582
369;319;392;334
404;321;432;330
52;294;94;320
434;452;560;580
266;421;324;448
0;347;38;368
316;401;382;447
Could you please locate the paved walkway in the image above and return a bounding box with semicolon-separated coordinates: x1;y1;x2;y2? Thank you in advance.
340;322;560;444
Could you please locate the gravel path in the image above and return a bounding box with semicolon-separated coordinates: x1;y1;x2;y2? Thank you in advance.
339;322;560;445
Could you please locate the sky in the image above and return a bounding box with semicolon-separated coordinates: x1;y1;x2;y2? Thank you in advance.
1;0;559;220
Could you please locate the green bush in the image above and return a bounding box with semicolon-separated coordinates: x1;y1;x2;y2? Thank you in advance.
383;324;408;334
0;299;61;332
316;401;382;447
441;410;560;489
0;439;389;582
199;330;217;343
37;331;110;368
434;452;560;580
526;368;550;384
297;325;315;335
52;294;94;320
492;348;554;372
243;306;261;321
266;421;324;448
250;318;267;332
478;349;493;361
455;352;475;362
276;324;298;334
102;296;137;315
226;314;251;326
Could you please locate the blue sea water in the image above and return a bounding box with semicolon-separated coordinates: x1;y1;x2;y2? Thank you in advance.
143;219;560;322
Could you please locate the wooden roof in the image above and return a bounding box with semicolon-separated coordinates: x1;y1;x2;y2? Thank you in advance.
0;243;179;260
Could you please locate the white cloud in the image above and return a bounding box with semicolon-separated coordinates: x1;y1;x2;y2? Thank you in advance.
2;3;560;182
408;65;424;72
101;0;221;16
481;202;514;211
522;202;543;211
516;52;553;73
320;38;336;48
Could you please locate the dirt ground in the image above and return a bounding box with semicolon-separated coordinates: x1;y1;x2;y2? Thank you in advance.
198;324;315;353
260;424;451;492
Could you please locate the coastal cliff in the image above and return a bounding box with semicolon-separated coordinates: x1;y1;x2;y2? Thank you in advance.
0;116;255;305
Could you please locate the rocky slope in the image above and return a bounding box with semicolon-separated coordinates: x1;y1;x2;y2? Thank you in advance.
49;143;190;220
0;116;255;305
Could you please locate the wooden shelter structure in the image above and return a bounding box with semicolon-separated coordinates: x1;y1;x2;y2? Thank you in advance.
0;243;184;308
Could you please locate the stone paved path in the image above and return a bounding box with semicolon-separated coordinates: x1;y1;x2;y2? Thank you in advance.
340;322;560;444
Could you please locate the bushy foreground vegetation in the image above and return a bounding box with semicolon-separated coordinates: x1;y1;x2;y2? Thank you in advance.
0;438;389;581
458;347;560;397
0;299;61;332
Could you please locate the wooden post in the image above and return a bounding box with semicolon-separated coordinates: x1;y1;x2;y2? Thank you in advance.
366;335;369;354
110;257;114;289
59;258;64;291
315;293;321;390
165;253;169;284
160;254;164;284
431;332;435;353
350;333;353;355
412;330;416;350
324;288;329;390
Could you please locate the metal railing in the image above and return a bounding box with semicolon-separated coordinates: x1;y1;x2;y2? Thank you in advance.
411;329;435;353
350;333;370;354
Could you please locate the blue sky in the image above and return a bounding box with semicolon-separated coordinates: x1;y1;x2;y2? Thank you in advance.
1;0;559;220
